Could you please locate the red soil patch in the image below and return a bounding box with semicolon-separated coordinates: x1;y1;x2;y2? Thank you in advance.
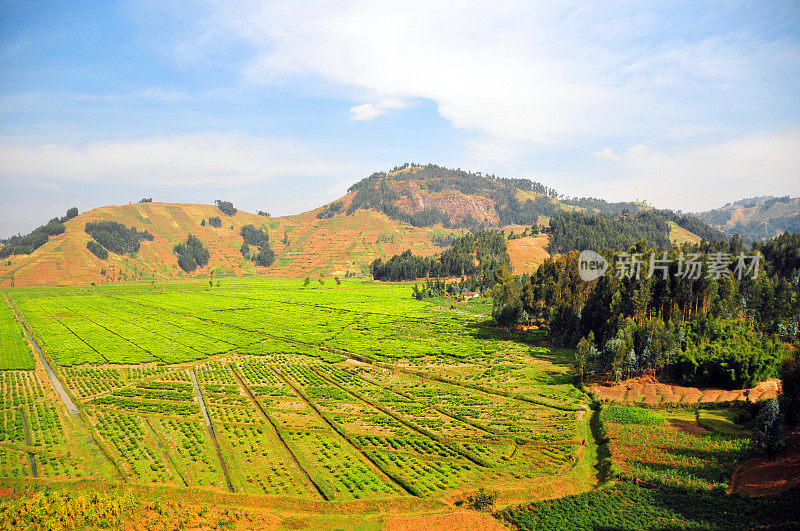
589;375;780;404
507;234;550;275
670;419;708;435
731;429;800;496
385;510;505;531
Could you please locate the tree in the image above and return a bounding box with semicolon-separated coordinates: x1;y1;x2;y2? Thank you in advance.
64;207;79;220
174;235;210;273
86;240;108;260
751;399;785;456
303;276;311;287
335;276;341;287
215;200;237;216
575;333;596;383
780;347;800;428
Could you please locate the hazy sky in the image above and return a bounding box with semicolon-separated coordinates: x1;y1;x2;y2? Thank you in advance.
1;1;799;237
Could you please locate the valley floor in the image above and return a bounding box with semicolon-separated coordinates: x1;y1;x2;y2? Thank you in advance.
0;277;794;529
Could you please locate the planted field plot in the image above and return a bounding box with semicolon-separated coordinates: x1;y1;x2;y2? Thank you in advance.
0;369;103;480
1;278;593;505
602;405;749;490
0;298;33;370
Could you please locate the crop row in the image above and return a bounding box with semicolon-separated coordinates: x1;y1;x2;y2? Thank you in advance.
94;411;171;483
91;395;199;416
0;372;45;409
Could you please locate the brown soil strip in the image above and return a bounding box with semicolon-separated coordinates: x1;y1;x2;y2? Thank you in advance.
385;510;506;531
731;429;800;496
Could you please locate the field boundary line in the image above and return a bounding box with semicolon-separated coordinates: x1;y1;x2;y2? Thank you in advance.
228;363;328;501
345;368;498;436
190;369;234;493
142;417;189;487
270;366;417;498
307;366;489;468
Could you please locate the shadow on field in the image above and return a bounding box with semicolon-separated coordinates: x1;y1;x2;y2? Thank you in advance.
463;320;574;366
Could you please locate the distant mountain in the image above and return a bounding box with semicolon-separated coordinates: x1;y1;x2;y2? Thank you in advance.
1;163;734;287
346;163;648;228
697;196;800;243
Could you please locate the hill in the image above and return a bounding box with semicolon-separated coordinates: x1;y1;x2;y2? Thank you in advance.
697;196;800;243
346;163;648;228
0;199;458;287
1;163;730;287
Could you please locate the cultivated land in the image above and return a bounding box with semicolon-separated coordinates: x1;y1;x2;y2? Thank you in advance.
0;278;596;527
1;277;797;529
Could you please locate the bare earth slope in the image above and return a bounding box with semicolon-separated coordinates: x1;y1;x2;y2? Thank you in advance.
0;201;468;287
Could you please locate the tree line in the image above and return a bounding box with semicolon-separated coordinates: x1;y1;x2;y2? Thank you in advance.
84;221;154;256
371;229;510;290
546;210;726;254
491;234;799;389
0;207;77;258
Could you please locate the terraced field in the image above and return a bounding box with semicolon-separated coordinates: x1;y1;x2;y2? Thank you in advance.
0;278;594;511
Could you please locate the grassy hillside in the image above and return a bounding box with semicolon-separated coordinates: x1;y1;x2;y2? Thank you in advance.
1;164;726;287
698;196;800;242
0;201;458;287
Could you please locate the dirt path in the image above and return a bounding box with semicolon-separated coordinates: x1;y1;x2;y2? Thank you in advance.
385;510;506;531
730;429;800;496
589;375;780;404
190;369;234;493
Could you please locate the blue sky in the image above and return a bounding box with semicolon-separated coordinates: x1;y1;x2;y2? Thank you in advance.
1;0;799;237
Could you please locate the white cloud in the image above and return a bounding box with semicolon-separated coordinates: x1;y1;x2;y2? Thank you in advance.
0;133;360;188
349;103;385;121
584;128;800;211
170;1;798;146
593;147;622;161
349;98;406;120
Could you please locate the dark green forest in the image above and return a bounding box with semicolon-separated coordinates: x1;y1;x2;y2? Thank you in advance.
492;233;800;389
173;235;210;273
0;208;77;258
371;229;509;289
546;210;726;254
215;199;237;216
239;224;275;267
84;221;153;255
86;240;108;260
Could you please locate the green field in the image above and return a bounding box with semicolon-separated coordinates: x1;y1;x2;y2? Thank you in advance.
498;402;799;530
0;277;593;511
0;277;797;528
0;296;33;370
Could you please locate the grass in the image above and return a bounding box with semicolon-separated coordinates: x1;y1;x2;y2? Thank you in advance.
497;481;800;530
499;403;798;529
